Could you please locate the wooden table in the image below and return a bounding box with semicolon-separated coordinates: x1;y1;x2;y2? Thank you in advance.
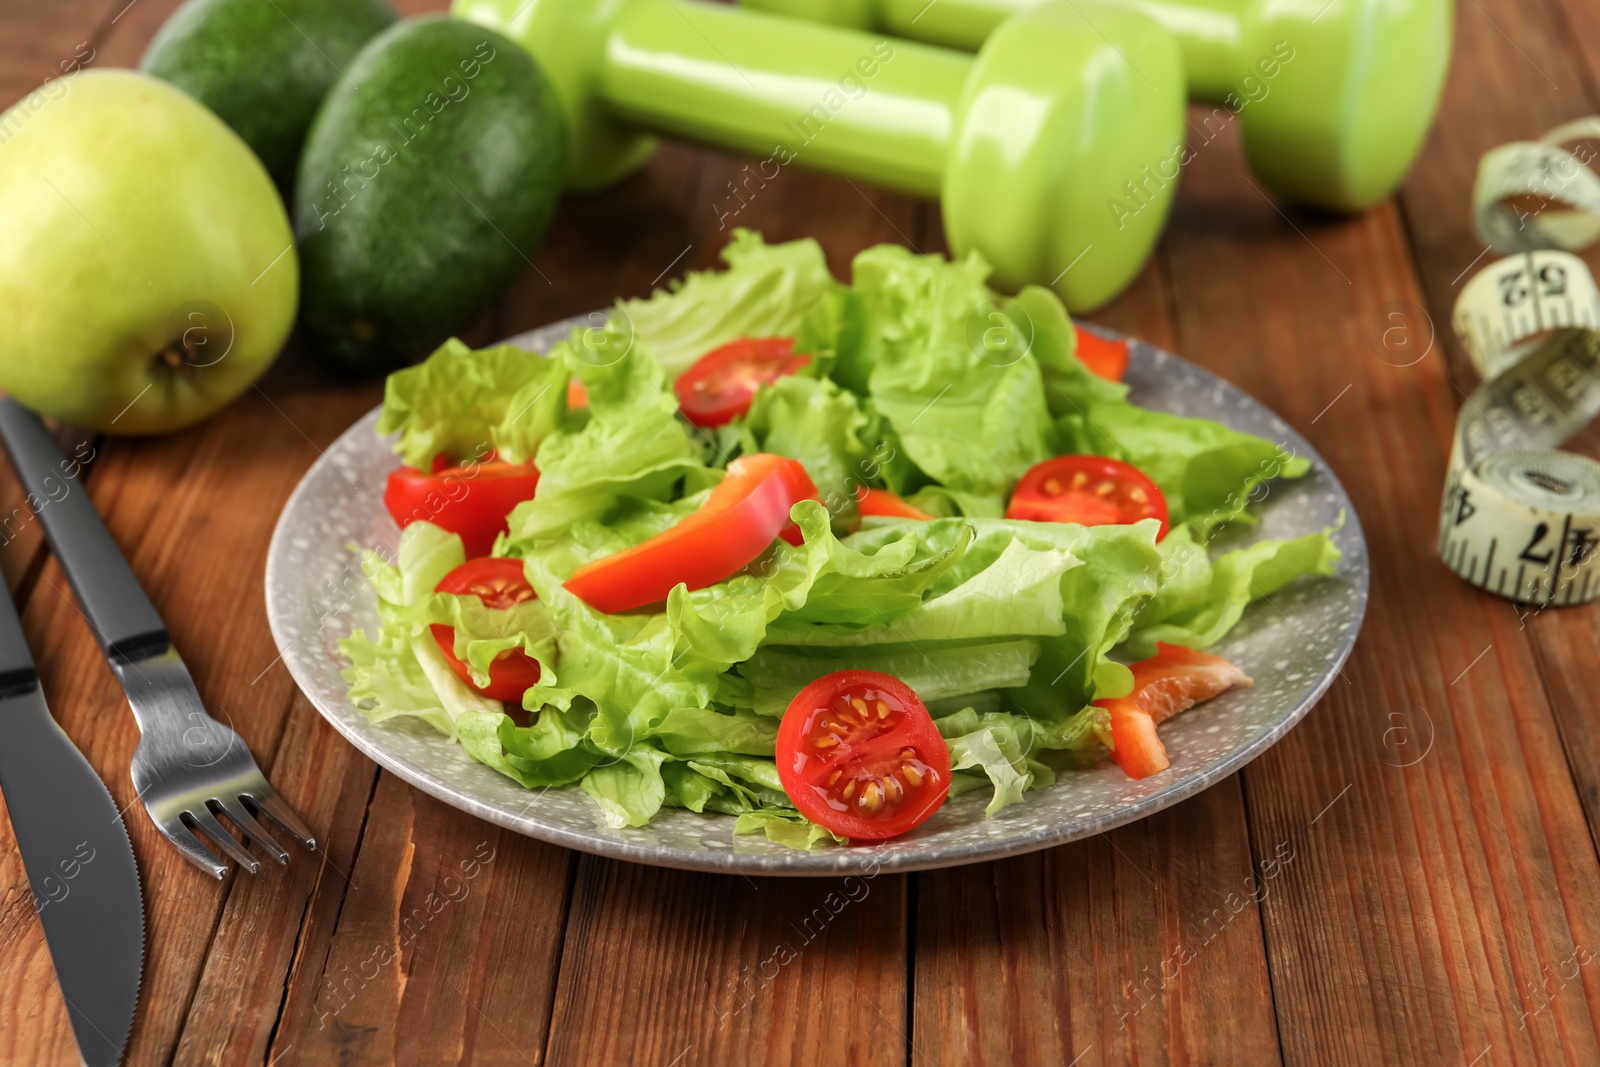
5;0;1600;1063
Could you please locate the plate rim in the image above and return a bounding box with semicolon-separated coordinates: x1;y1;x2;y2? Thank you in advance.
265;318;1370;876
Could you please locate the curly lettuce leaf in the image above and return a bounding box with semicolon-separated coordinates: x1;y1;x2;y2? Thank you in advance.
1124;524;1343;656
507;325;705;543
725;374;876;516
846;244;1056;497
616;229;835;378
774;518;1163;718
1055;402;1312;531
377;338;569;470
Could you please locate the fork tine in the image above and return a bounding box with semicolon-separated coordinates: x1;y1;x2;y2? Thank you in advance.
159;816;229;880
243;791;316;850
188;809;262;875
214;799;290;865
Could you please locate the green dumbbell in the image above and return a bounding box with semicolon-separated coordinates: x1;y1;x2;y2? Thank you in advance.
743;0;1453;212
452;0;1185;311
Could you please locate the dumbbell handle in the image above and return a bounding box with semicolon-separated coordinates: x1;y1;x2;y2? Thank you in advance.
747;0;1248;101
604;1;968;198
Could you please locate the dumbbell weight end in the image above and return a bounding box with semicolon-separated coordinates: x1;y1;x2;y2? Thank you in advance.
749;0;1454;212
456;0;1185;311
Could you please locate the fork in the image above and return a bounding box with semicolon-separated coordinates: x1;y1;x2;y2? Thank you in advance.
0;398;316;878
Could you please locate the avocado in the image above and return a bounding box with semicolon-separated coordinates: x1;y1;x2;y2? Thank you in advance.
140;0;396;191
293;17;565;379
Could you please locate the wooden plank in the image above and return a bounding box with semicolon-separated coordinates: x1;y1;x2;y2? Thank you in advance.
1151;6;1600;1056
262;772;573;1066
915;780;1284;1066
546;858;906;1067
1549;0;1600;99
1402;2;1600;1058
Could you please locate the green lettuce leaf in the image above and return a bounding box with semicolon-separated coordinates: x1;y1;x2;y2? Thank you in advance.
1124;524;1342;656
507;325;705;542
615;229;835;378
735;809;850;849
377;338;569;469
774;518;1163;717
847;244;1055;497
1054;402;1311;531
726;374;876;516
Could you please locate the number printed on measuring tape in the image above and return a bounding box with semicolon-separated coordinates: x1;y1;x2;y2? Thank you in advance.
1437;250;1600;605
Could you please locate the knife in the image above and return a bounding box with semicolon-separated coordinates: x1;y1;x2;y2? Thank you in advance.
0;561;144;1065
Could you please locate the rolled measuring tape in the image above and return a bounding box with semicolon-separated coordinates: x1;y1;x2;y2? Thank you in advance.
1474;117;1600;253
1437;250;1600;605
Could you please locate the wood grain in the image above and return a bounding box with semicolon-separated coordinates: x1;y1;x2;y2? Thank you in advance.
1152;10;1600;1059
4;0;1600;1065
915;780;1284;1066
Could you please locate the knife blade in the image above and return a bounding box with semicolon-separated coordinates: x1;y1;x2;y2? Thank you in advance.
0;580;143;1066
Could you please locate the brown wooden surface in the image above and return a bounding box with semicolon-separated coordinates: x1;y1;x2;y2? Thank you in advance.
2;0;1599;1063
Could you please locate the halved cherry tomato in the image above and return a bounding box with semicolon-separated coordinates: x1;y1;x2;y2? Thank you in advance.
385;456;541;558
1094;643;1253;779
856;486;932;520
564;453;819;613
1073;323;1130;381
776;670;951;840
429;558;542;703
1005;455;1168;539
674;337;809;427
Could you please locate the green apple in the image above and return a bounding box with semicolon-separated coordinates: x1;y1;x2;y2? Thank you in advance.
0;69;297;434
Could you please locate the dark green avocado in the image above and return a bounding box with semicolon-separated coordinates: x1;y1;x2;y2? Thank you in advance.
140;0;396;191
293;16;566;379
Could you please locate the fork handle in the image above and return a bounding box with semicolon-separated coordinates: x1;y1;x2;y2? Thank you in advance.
0;399;169;663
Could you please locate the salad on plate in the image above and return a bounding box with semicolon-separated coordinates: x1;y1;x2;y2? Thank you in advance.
340;231;1340;848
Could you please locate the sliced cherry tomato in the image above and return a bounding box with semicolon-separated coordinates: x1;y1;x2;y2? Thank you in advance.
385;457;541;558
564;453;819;613
674;337;809;427
1094;643;1252;779
1005;455;1168;539
776;670;951;841
429;558;542;703
1073;323;1129;381
856;486;932;520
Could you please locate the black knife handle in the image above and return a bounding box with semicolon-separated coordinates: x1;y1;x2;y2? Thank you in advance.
0;398;168;662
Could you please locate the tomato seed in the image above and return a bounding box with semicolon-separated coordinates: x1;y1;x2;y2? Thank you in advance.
884;775;904;803
1043;478;1062;495
860;781;883;811
875;700;890;719
850;697;868;716
1094;480;1115;496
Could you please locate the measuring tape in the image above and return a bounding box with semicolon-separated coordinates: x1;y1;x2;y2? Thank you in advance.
1474;117;1600;253
1437;250;1600;605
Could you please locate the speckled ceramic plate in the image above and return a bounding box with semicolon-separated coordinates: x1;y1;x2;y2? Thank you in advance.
265;316;1368;876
